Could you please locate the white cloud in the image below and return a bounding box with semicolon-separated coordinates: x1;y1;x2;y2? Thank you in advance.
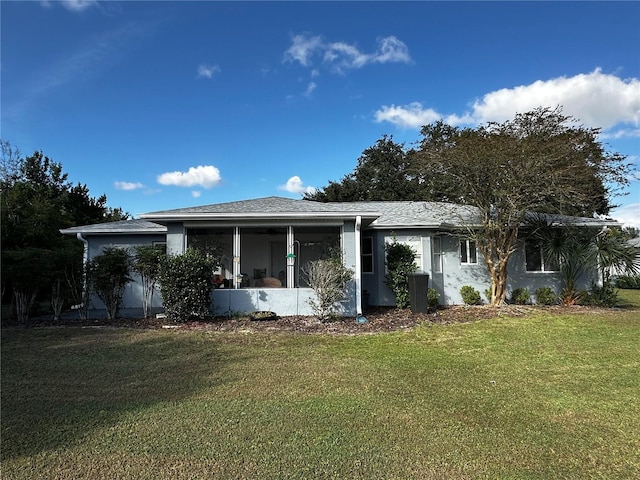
374;102;474;129
373;36;412;65
610;203;640;229
284;34;411;73
304;82;317;97
471;69;640;128
41;0;99;11
284;34;324;67
278;176;316;195
375;69;640;133
157;165;222;188
114;181;144;191
192;191;202;198
197;63;221;79
61;0;98;11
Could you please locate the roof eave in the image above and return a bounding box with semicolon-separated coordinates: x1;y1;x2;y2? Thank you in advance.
60;227;167;235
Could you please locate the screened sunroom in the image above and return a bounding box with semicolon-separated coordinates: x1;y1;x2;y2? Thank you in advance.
185;225;342;290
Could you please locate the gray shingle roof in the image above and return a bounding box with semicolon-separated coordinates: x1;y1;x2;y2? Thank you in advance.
62;197;620;235
60;219;167;235
139;196;482;227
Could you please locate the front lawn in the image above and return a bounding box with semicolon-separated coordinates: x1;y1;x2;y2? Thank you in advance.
2;295;639;479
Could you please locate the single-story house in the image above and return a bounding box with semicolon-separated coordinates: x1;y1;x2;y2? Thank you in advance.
60;196;619;318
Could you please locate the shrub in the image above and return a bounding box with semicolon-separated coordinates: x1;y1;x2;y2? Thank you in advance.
510;288;530;305
427;288;440;312
584;282;618;307
460;285;481;305
484;288;492;303
132;245;164;318
535;287;557;305
616;275;640;289
384;239;417;309
304;255;353;322
89;247;132;319
159;249;217;322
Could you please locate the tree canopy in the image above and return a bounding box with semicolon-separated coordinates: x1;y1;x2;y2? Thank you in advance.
308;107;628;218
304;135;427;202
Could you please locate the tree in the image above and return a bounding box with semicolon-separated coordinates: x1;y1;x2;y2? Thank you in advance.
305;135;425;202
2;248;53;324
415;107;630;305
132;245;164;318
89;247;132;319
0;140;130;321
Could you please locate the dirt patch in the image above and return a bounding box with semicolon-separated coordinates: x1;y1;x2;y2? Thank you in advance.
17;304;620;334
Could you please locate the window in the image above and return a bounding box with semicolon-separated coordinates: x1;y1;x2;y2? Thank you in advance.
432;236;442;273
241;227;287;287
361;237;373;274
384;235;423;272
525;241;559;272
460;239;477;265
187;227;234;286
294;226;341;287
152;241;167;255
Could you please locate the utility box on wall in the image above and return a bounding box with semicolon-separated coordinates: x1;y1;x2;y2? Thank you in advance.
408;274;429;314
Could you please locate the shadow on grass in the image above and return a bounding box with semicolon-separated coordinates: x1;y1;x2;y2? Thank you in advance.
1;327;243;460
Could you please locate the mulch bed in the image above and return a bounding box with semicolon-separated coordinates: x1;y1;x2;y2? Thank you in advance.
13;304;617;335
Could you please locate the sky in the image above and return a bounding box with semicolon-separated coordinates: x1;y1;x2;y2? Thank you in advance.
2;1;639;226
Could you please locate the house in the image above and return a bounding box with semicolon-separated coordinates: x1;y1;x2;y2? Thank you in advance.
60;196;619;317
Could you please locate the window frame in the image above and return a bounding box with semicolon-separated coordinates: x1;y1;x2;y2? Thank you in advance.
459;239;478;265
525;241;559;273
432;236;443;273
361;236;374;274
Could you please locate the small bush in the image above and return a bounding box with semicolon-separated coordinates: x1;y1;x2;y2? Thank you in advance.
384;239;417;309
460;285;482;305
510;288;530;305
535;287;557;305
584;282;618;307
484;288;492;303
159;249;217;322
616;275;640;289
304;255;353;322
427;288;440;312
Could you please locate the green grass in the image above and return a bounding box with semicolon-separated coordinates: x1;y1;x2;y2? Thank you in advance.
2;294;640;479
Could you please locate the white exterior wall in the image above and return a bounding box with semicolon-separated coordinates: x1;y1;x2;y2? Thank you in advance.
365;230;602;307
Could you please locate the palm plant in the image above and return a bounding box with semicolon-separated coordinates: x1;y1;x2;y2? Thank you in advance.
527;217;639;305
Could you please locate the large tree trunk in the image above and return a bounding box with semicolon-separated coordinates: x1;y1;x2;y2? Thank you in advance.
478;224;519;306
487;259;509;305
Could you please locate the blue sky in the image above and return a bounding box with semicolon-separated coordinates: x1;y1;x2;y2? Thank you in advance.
2;1;639;226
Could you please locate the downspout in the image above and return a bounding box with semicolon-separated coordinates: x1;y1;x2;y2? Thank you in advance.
77;232;89;267
354;216;366;322
77;233;89;308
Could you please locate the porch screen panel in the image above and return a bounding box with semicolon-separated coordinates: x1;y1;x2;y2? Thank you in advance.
294;226;341;287
186;228;234;287
240;227;287;287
